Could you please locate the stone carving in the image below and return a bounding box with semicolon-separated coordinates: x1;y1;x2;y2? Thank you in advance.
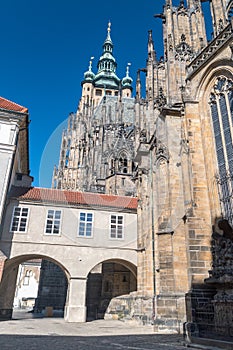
193;0;201;11
154;139;169;164
205;219;233;336
154;87;167;110
177;0;187;15
210;219;233;280
175;34;194;62
139;129;147;143
188;23;232;75
217;19;224;35
158;57;165;70
168;34;173;51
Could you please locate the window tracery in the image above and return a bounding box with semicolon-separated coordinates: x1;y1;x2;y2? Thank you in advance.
210;76;233;223
118;152;128;174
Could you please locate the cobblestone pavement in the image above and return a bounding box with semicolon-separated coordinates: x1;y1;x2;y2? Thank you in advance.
0;310;187;350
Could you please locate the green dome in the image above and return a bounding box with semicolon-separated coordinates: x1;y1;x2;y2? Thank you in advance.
122;64;133;90
94;71;120;89
83;57;95;83
93;22;120;90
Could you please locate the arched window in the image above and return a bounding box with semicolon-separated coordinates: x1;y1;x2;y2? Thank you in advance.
118;153;128;174
227;2;233;21
109;158;115;175
65;139;71;168
209;76;233;222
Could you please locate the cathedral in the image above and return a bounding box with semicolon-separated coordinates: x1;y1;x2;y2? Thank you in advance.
52;0;233;336
1;0;233;343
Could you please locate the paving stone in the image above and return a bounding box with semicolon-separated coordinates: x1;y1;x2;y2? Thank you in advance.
0;311;187;350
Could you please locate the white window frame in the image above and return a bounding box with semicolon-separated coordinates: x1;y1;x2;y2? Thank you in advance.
10;206;29;233
44;209;62;236
78;211;94;238
110;214;124;240
23;270;32;285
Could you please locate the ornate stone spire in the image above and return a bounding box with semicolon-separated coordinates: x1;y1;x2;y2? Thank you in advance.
209;0;229;36
147;30;156;63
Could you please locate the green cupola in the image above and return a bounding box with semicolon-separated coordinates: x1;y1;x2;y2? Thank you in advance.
122;63;133;91
82;57;95;84
93;22;120;90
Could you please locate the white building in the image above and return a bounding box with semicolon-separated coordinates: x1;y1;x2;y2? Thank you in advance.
0;97;30;227
13;260;41;309
0;186;137;322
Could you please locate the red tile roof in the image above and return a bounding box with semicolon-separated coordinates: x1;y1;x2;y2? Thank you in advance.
10;187;138;211
0;97;28;113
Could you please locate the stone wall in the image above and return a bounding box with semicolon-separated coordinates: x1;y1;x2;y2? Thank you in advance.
34;260;68;313
104;291;153;325
86;262;137;320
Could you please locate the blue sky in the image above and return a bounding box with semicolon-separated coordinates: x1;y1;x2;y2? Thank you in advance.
0;0;212;188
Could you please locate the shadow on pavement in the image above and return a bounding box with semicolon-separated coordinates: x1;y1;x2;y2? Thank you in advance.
0;334;184;350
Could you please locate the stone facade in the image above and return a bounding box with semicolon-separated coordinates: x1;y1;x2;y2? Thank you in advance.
52;0;233;334
135;0;233;335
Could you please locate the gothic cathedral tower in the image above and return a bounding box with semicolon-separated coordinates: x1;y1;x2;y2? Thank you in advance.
52;23;137;197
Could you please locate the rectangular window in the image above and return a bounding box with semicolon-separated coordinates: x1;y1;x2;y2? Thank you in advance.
45;209;61;235
11;207;29;233
78;212;93;237
110;215;123;239
96;89;102;96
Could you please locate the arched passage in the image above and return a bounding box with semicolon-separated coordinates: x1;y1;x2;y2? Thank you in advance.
86;259;137;321
0;254;70;320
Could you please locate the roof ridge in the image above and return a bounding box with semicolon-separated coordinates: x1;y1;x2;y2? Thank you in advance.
31;186;137;200
0;96;28;113
10;186;138;210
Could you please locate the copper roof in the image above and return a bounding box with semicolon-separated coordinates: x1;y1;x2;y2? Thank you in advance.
0;96;28;113
10;187;138;211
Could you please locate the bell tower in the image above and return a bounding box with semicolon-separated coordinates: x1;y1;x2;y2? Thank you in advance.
53;23;135;194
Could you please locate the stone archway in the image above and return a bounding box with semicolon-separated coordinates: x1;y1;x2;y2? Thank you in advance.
86;259;137;321
0;254;70;320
